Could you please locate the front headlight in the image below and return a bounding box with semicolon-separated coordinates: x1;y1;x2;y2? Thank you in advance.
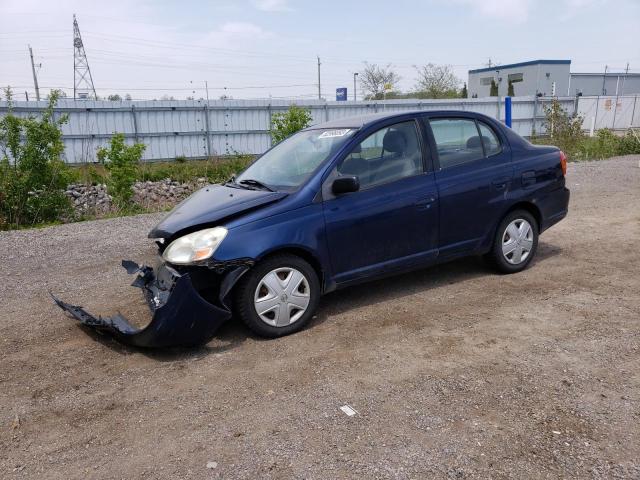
162;227;228;265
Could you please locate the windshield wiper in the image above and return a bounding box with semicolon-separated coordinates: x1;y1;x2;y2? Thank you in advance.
238;179;275;192
224;175;245;189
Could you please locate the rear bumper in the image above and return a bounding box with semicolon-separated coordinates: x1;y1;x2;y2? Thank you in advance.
539;186;570;233
52;260;250;348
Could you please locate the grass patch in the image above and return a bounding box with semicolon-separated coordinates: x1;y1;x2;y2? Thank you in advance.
531;128;640;161
69;154;254;185
532;99;640;161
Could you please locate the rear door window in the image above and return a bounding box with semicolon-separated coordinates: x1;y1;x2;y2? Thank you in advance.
429;118;484;169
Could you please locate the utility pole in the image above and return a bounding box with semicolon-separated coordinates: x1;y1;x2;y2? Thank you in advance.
353;72;358;101
317;56;321;100
205;80;210;103
496;69;501;119
601;65;608;95
621;62;630;96
28;45;40;101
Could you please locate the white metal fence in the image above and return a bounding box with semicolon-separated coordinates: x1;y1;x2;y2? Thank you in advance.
0;95;637;163
576;95;640;133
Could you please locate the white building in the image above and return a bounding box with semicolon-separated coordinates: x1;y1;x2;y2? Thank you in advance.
468;60;571;98
468;60;640;97
569;72;640;96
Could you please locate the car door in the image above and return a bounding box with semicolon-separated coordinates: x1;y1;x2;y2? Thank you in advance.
322;119;439;283
426;116;513;257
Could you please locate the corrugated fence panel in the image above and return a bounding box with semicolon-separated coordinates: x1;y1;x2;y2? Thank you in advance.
593;97;617;130
578;96;640;130
0;95;635;163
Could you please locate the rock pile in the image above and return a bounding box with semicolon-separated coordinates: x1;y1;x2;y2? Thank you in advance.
64;177;210;216
65;183;112;215
132;178;208;209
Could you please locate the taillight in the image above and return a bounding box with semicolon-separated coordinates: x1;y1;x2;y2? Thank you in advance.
559;151;567;176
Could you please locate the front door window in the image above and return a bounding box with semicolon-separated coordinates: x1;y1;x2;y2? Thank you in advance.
337;120;423;189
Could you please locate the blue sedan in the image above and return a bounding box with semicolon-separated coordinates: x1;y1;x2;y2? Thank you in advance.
54;111;569;347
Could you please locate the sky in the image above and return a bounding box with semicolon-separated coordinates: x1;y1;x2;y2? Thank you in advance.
1;0;639;100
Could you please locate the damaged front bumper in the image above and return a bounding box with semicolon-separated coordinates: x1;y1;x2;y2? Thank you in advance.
52;259;250;348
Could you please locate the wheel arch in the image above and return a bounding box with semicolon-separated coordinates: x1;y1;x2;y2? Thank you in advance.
482;201;542;254
504;201;542;231
255;246;326;292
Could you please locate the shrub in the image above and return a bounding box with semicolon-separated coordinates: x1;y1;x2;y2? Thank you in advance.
576;128;640;160
594;129;619;157
617;129;640;156
97;134;146;207
542;98;585;158
270;105;313;144
0;89;71;229
460;83;467;98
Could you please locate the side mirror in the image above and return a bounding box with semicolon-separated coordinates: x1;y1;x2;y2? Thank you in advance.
332;176;360;195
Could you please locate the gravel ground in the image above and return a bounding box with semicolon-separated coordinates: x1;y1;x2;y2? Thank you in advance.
1;156;639;479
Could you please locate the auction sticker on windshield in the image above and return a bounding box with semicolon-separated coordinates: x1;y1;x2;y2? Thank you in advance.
318;129;351;139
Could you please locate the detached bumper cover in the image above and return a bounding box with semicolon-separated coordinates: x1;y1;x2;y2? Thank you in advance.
52;260;248;348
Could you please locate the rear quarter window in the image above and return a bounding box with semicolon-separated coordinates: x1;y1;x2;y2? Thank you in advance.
477;122;502;156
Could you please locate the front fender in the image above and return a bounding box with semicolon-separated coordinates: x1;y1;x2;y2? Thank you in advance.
214;203;332;290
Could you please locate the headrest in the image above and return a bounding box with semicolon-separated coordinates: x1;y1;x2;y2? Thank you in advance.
466;136;490;149
351;143;362;154
383;130;407;153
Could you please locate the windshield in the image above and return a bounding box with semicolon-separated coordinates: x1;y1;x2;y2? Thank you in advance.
235;128;355;191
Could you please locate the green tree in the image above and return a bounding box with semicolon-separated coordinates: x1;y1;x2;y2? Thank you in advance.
489;79;499;97
270;105;313;144
460;83;468;98
0;88;71;228
107;94;122;101
507;80;515;96
97;134;146;207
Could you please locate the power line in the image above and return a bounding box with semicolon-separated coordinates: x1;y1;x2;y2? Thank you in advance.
6;83;319;91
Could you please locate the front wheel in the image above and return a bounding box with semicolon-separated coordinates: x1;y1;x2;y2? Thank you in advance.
487;210;538;274
234;254;320;338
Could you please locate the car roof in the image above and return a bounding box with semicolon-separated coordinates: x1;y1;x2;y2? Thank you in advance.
305;110;489;130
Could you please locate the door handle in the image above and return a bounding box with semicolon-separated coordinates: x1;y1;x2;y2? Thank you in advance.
491;177;510;190
414;196;436;209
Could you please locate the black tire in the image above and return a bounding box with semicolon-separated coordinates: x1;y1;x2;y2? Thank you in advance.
234;254;320;338
486;209;539;274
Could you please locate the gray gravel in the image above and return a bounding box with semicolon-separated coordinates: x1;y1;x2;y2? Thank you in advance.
1;156;639;479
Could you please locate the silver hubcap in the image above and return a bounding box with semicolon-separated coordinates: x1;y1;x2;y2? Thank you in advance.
502;218;534;265
254;267;311;327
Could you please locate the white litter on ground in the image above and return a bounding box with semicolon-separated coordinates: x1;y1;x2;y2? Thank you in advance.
340;405;358;416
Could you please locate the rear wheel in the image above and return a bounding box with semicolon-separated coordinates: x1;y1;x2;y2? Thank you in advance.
234;254;320;338
487;210;538;273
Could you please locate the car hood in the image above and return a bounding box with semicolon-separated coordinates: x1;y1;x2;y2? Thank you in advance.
148;184;288;239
